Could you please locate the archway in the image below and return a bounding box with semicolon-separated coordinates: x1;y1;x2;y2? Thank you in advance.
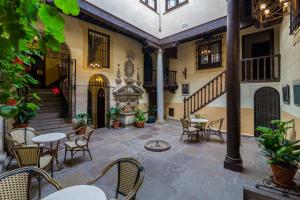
87;74;110;128
254;87;280;137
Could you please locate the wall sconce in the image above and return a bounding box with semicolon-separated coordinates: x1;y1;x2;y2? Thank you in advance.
183;68;187;80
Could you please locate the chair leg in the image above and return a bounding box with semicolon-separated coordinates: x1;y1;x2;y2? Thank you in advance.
71;149;73;166
219;131;224;144
7;157;13;169
64;149;67;163
51;160;54;178
38;176;42;199
86;147;92;160
180;132;184;141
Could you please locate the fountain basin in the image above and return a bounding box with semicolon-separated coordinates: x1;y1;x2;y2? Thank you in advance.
144;140;171;152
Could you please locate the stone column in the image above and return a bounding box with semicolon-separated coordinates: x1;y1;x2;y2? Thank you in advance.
156;49;165;123
224;0;243;172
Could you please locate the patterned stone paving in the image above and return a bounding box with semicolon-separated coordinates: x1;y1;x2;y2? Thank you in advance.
10;120;270;199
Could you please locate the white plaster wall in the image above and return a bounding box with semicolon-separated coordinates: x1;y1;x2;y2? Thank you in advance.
159;0;227;38
86;0;160;37
279;15;300;119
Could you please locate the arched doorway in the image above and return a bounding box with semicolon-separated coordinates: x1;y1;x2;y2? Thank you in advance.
30;43;71;88
254;87;280;137
87;74;110;128
97;89;106;128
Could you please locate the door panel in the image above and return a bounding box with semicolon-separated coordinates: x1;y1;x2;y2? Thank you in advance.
254;87;280;137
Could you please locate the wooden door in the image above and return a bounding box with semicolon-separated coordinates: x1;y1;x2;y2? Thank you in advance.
97;88;106;128
254;87;280;137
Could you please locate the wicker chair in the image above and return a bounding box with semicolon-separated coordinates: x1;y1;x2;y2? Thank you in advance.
6;128;40;168
0;167;62;200
64;125;94;166
206;118;225;143
88;158;144;200
180;118;199;141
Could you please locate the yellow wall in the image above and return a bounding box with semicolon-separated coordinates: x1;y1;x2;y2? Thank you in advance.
60;15;148;114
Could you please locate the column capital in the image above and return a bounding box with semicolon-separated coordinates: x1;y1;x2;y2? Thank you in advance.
157;48;164;53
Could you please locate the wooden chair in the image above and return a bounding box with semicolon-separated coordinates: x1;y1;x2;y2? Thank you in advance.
180;118;199;141
5;128;40;168
88;158;144;200
0;167;62;200
206;118;225;143
64;125;94;166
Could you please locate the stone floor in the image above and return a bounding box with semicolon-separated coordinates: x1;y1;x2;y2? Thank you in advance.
11;120;270;200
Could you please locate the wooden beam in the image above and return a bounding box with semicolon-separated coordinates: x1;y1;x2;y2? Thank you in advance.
160;17;227;45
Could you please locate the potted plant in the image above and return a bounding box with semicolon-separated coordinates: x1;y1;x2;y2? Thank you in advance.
106;107;121;129
256;120;300;187
134;109;146;128
72;113;89;134
147;105;156;123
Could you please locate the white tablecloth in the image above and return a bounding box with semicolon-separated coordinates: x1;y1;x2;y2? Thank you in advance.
43;185;107;200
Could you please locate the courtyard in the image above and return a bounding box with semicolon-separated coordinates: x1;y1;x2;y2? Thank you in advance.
24;120;269;200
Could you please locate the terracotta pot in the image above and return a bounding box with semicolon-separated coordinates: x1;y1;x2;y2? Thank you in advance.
136;122;145;128
112;121;120;129
13;123;29;129
271;164;298;187
77;126;86;135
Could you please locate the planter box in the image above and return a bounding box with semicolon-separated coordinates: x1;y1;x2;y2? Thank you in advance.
119;112;135;127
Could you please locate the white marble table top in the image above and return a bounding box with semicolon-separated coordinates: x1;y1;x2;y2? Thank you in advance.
42;185;107;200
32;133;66;143
190;118;209;123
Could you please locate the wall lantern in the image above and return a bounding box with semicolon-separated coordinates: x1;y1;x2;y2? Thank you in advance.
252;0;290;27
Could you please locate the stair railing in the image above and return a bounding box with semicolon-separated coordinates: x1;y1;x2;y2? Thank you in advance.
183;71;226;119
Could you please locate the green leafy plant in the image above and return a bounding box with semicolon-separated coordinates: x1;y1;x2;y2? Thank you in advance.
148;105;156;116
106;107;122;122
256;120;300;168
0;0;79;120
134;109;146;123
75;113;89;128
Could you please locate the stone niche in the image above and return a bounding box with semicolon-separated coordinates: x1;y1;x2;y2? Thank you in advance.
113;53;144;126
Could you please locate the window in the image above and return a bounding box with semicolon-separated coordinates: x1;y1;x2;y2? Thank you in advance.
140;0;157;11
182;84;190;96
290;0;300;34
166;0;188;11
282;85;290;104
196;39;222;69
88;29;110;69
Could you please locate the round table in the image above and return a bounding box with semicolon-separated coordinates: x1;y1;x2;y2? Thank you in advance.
190;118;209;123
42;185;107;200
32;133;66;144
32;133;66;170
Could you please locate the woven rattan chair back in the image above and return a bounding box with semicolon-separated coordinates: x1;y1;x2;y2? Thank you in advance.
13;146;41;167
0;167;62;200
88;158;144;200
83;125;94;142
8;128;37;146
208;118;224;131
180;118;189;129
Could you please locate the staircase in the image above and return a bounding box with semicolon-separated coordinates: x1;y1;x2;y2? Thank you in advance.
30;88;72;134
183;71;226;118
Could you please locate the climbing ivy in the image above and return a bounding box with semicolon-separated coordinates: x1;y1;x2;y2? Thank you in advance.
0;0;80;119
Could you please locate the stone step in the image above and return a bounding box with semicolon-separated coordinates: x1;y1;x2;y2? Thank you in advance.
38;126;73;134
32;122;72;132
39;102;62;108
30;118;66;125
31;113;62;121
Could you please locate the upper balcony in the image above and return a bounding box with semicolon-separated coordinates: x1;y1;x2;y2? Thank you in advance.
241;54;281;83
143;69;178;93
